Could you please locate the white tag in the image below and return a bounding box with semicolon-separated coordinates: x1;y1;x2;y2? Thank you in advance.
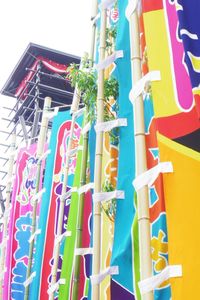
68;145;83;157
93;190;125;203
138;265;182;294
73;107;85;119
78;182;94;195
82;122;91;135
92;13;100;25
75;247;93;256
44;107;59;119
90;266;119;285
95;118;127;133
55;231;72;244
38;149;51;162
28;229;41;243
96;50;124;71
23;271;36;287
60;187;78;202
133;162;173;191
47;278;66;294
129;71;161;103
32;188;46;202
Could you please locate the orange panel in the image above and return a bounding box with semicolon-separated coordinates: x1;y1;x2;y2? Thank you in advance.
158;133;200;299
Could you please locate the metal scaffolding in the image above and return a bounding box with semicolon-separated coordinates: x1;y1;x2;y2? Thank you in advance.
0;42;81;214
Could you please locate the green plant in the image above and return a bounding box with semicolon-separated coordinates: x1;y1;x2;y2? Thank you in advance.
67;62;97;122
66;60;119;126
102;179;117;222
106;26;117;53
96;24;117;53
104;76;119;101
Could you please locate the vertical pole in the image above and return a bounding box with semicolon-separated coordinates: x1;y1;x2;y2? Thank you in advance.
31;62;41;144
49;91;81;300
0;134;16;299
0;190;4;215
24;96;52;300
19;116;29;146
72;2;98;299
129;7;153;300
71;116;89;299
92;5;107;300
90;1;99;66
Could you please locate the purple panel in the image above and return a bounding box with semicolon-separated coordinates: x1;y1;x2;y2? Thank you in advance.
111;279;135;300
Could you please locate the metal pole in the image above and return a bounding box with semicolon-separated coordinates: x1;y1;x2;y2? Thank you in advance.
0;134;16;299
19;116;29;146
0;190;5;214
30;62;41;144
129;6;153;300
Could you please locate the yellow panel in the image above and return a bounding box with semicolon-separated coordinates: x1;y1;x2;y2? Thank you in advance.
158;133;200;299
143;10;180;117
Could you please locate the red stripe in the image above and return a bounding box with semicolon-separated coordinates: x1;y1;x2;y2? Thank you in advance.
150;176;166;223
156;107;200;139
194;94;200;120
142;0;163;13
40;122;71;300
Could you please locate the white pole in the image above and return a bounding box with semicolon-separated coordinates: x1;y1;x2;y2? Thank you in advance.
24;96;52;300
49;88;81;300
72;1;98;299
129;6;153;300
92;5;107;300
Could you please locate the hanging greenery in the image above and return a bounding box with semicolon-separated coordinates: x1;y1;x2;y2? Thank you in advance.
66;58;119;124
96;25;117;54
106;26;117;53
102;179;117;222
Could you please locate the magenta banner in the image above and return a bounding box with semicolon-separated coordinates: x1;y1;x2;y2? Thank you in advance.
3;143;46;300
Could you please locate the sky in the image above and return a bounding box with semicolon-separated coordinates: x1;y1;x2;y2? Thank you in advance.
0;0;93;196
0;0;93;90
